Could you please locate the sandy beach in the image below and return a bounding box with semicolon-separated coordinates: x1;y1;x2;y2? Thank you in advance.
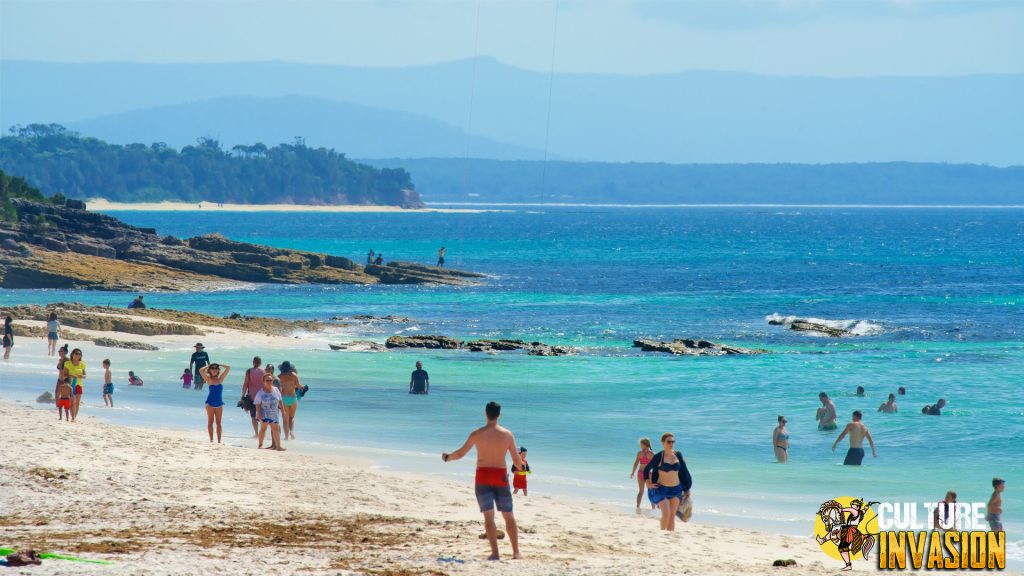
0;396;844;576
86;199;491;213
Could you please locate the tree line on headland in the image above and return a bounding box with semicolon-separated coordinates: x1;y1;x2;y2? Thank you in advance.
0;124;420;207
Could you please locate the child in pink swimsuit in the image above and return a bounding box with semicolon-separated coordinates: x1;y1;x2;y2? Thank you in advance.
631;437;655;509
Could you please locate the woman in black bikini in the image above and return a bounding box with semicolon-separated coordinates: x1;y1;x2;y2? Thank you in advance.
644;432;693;531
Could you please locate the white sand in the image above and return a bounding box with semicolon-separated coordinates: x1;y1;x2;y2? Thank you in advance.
0;398;847;576
86;199;490;213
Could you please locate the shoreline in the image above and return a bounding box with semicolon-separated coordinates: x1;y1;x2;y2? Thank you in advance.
88;198;496;213
1;397;839;575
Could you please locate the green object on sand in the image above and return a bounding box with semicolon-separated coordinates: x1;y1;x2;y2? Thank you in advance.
1;548;113;565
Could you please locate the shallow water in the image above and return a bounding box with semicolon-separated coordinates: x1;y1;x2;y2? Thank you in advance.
1;207;1021;556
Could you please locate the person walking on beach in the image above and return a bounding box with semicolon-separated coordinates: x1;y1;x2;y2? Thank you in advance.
630;437;655;509
773;415;790;463
817;392;838;431
189;343;210;391
409;361;429;395
102;359;114;407
437;246;446;268
831;410;877;466
255;372;285;451
63;348;87;421
987;478;1005;532
265;364;279;387
53;345;68;399
240;356;265;436
644;432;693;531
46;312;60;357
933;490;957;532
441;401;524;561
878;394;898;413
277;361;302;440
199;363;231;444
56;377;72;421
2;315;13;360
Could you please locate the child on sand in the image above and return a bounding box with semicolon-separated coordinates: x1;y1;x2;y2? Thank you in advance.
181;368;193;389
102;359;114;407
254;372;285;451
987;478;1005;532
512;447;530;496
56;378;72;421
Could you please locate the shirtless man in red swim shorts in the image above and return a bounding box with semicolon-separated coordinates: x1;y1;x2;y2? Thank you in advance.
442;401;524;561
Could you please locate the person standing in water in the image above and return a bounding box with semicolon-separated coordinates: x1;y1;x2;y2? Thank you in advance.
773;415;790;463
409;361;429;395
199;363;231;444
817;392;838;431
102;359;114;407
189;343;210;391
2;315;13;360
629;437;655;509
441;401;524;561
277;361;302;440
46;312;60;357
878;394;898;413
831;410;877;465
987;478;1005;532
437;246;446;268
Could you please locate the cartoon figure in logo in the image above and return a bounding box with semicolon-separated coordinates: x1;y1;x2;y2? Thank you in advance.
815;498;878;571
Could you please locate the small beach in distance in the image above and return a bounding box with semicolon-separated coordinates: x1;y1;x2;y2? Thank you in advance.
2;206;1022;573
86;199;494;213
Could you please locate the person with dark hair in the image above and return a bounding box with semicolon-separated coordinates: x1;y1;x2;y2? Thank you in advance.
128;295;146;309
374;254;384;266
102;359;114;407
441;401;524;561
46;312;60;357
644;432;694;531
816;392;837;431
922;398;947;416
437;246;446;268
987;478;1005;532
367;249;375;265
855;386;865;397
240;356;265;436
409;361;429;394
63;348;87;421
189;343;210;391
199;363;231;444
512;447;530;496
878;394;898;413
278;361;302;440
832;410;877;466
898;386;906;395
773;415;790;463
2;315;13;360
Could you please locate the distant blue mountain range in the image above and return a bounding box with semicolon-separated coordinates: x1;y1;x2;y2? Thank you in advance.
2;58;1022;165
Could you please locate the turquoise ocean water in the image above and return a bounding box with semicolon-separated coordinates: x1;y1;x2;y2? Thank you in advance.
1;207;1021;557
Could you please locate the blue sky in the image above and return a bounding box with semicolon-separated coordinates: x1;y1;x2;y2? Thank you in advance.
1;0;1022;76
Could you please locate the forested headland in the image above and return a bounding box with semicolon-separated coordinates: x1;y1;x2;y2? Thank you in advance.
0;125;422;207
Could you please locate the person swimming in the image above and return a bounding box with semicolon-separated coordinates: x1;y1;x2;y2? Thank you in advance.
878;393;898;413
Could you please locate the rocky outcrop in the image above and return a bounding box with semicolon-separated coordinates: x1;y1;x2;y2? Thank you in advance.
385;335;465;349
788;321;852;338
633;339;768;356
0;199;483;290
466;339;576;356
36;391;55;404
334;315;416;323
93;337;159;351
328;341;387;352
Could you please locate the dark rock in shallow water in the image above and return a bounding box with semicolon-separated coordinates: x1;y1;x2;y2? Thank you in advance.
788;320;853;337
37;391;55;404
337;314;416;323
385;335;464;349
328;341;386;352
633;339;768;356
93;337;159;351
466;339;577;356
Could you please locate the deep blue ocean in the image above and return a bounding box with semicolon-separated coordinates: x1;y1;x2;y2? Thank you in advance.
1;207;1021;556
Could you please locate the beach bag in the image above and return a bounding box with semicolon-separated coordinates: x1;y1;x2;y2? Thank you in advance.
238;395;254;411
297;385;310;398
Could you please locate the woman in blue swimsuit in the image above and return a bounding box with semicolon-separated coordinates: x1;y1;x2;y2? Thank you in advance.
199;363;231;444
643;432;693;531
773;415;790;463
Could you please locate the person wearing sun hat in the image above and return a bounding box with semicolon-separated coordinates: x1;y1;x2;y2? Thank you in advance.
189;343;210;391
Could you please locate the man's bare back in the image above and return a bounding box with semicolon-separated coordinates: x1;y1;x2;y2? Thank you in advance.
846;422;868;448
469;424;520;469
